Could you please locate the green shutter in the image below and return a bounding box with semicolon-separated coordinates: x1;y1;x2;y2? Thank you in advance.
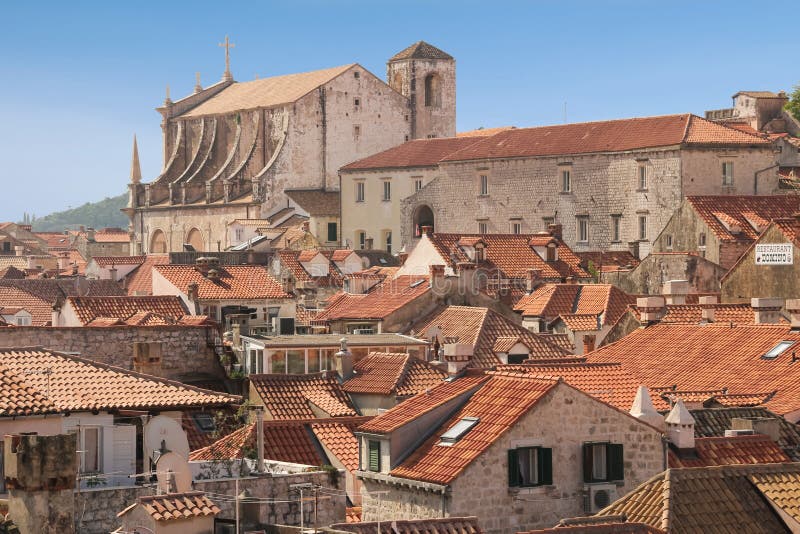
368;440;380;472
582;443;593;483
538;447;552;485
608;443;624;481
508;449;520;487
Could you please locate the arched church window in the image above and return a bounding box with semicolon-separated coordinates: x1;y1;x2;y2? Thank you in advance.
424;74;441;108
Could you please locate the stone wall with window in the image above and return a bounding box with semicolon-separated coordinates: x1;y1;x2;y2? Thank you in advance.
359;383;664;533
681;148;778;195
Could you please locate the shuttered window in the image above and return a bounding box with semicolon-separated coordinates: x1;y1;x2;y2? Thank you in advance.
368;440;381;472
582;442;624;483
508;446;552;487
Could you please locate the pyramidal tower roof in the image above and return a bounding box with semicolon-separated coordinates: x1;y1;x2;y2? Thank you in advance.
390;41;453;61
665;398;695;425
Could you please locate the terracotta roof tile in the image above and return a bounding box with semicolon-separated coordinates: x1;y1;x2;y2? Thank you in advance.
712;392;775;407
520;522;664;534
586;323;800;417
182;407;240;452
0;348;239;414
332;517;483;534
749;470;800;524
0;286;53;325
125;255;170;296
389;41;453;61
342;137;488;171
249;371;357;420
668;435;791;468
91;256;145;267
278;249;343;288
284;189;341;217
0;266;26;280
315;275;430;321
686;196;800;242
388;373;558;484
0;278;125;303
576;251;640;273
413;306;568;368
155;264;291;300
660;303;765;325
342;352;447;396
65;295;188;326
311;418;371;472
515;284;634;328
457;126;515;138
131;491;220;522
428;233;590;281
555;313;600;331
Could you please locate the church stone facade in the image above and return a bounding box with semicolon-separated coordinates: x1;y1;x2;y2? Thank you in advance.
126;41;456;253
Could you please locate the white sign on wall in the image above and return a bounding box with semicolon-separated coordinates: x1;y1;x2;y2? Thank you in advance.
755;243;794;265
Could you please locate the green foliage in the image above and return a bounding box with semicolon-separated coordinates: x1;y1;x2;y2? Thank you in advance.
25;193;128;232
786;84;800;122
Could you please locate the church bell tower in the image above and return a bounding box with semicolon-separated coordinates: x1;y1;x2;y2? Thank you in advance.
387;41;456;140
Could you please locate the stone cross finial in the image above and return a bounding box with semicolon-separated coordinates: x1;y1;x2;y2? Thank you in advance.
219;35;235;81
194;72;202;93
164;84;172;105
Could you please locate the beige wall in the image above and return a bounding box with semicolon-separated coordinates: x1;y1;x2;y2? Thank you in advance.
681;147;779;196
360;383;664;533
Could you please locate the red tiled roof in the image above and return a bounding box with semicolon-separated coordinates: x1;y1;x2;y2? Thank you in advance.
515;284;634;328
713;392;775;407
311;418;372;472
0;286;53;325
132;491;220;522
315;275;430;321
342;352;447;396
182;407;240;452
249;371;357;420
389;373;559;484
668;435;791;468
91;256;145;267
155;264;291;300
428;233;590;281
0;278;125;303
440;114;769;163
0;266;26;280
586;323;800;416
686;196;800;242
457;126;515;138
65;295;189;326
277;249;343;288
332;249;357;262
660;303;766;325
126;254;170;296
333;517;483;534
577;251;640;273
555;313;601;331
0;348;239;414
520;522;664;534
91;228;130;243
413;306;568;368
341;137;488;171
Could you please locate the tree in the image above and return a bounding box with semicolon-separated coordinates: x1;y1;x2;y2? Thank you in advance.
786;84;800;122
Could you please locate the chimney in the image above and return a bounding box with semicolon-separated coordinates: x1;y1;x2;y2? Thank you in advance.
207;268;219;280
14;246;24;257
429;264;445;285
751;297;783;324
731;417;781;442
699;295;718;323
195;257;210;276
457;261;477;295
547;223;563;240
398;251;408;265
255;406;265;473
335;337;354;380
637;296;666;323
302;220;310;232
421;225;433;237
582;334;596;354
79;225;85;233
630;386;664;430
283;276;295;294
108;266;118;282
662;280;689;305
665;399;695;450
187;282;199;302
86;227;96;242
526;269;542;293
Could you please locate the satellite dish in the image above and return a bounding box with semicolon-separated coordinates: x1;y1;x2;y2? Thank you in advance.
144;415;190;466
156;451;192;494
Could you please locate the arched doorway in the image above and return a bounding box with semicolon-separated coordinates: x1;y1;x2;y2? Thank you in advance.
413;205;435;238
185;228;204;252
150;230;167;253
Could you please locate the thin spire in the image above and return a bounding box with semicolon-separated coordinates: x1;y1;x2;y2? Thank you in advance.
130;135;142;184
219;35;235;82
194;72;202;93
164;84;172;105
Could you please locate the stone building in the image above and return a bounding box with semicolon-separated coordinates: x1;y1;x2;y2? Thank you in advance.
355;370;664;533
392;114;777;256
127;40;456;254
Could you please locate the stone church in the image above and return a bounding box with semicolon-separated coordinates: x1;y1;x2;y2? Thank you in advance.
126;40;456;253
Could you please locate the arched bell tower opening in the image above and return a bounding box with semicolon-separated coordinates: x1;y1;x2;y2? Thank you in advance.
413;205;435;238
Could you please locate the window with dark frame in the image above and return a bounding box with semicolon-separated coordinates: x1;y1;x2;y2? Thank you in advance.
383;180;391;201
578;217;589;242
638;216;647;240
512;222;522;234
356;182;365;202
638;165;647;190
582;442;624;483
368;440;381;472
611;216;621;242
327;222;337;242
722;161;734;186
479;175;488;196
358;232;366;250
508;446;552;487
562;169;571;192
415;178;423;192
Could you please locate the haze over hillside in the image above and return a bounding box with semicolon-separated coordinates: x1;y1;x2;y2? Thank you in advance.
25;193;128;232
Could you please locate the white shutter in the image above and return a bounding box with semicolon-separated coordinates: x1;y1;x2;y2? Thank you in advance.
111;424;136;486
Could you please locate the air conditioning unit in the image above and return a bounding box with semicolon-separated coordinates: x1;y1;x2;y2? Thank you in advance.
584;483;617;514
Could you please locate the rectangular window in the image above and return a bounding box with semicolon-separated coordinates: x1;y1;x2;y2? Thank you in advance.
368;440;381;472
543;217;554;230
235;228;243;242
479;175;488;196
354;125;361;139
722;161;734;186
415;178;423;192
358;231;366;250
478;222;488;234
561;170;571;192
354;97;360;108
512;222;522;234
638;216;647;240
385;231;392;254
382;180;391;201
666;235;673;249
583;442;624;483
355;182;365;202
72;427;101;474
577;217;589;242
638;165;647;190
699;233;706;247
611;216;621;242
327;222;337;243
508;447;552;487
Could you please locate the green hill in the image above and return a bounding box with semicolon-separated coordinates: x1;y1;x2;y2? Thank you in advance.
27;193;129;232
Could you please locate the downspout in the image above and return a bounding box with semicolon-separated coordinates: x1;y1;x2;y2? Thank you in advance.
661;434;669;471
441;487;448;517
754;163;779;195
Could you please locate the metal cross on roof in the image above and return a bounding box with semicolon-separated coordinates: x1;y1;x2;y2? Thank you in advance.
219;35;235;81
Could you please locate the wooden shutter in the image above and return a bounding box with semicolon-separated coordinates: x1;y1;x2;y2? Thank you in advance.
368;441;380;472
538;447;552;485
507;449;520;487
582;443;593;483
608;443;624;481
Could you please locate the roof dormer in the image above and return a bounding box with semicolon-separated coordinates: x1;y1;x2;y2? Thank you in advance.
530;232;559;262
712;212;742;236
298;249;330;277
457;237;486;262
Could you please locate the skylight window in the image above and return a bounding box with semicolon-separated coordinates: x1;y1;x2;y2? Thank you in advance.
409;279;426;288
192;412;216;432
439;416;479;446
763;341;795;360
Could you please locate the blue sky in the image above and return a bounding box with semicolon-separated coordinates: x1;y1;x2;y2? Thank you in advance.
1;0;797;222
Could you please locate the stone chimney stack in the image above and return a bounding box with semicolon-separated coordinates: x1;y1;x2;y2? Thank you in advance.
582;334;596;354
14;245;24;257
636;296;666;323
335;337;354;380
526;268;542;293
630;385;664;430
699;295;718;323
187;282;199;303
662;280;689;305
108;266;118;282
751;297;783;324
457;261;477;295
547;223;563;240
86;227;96;242
665;399;695;450
786;299;800;330
429;264;445;286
